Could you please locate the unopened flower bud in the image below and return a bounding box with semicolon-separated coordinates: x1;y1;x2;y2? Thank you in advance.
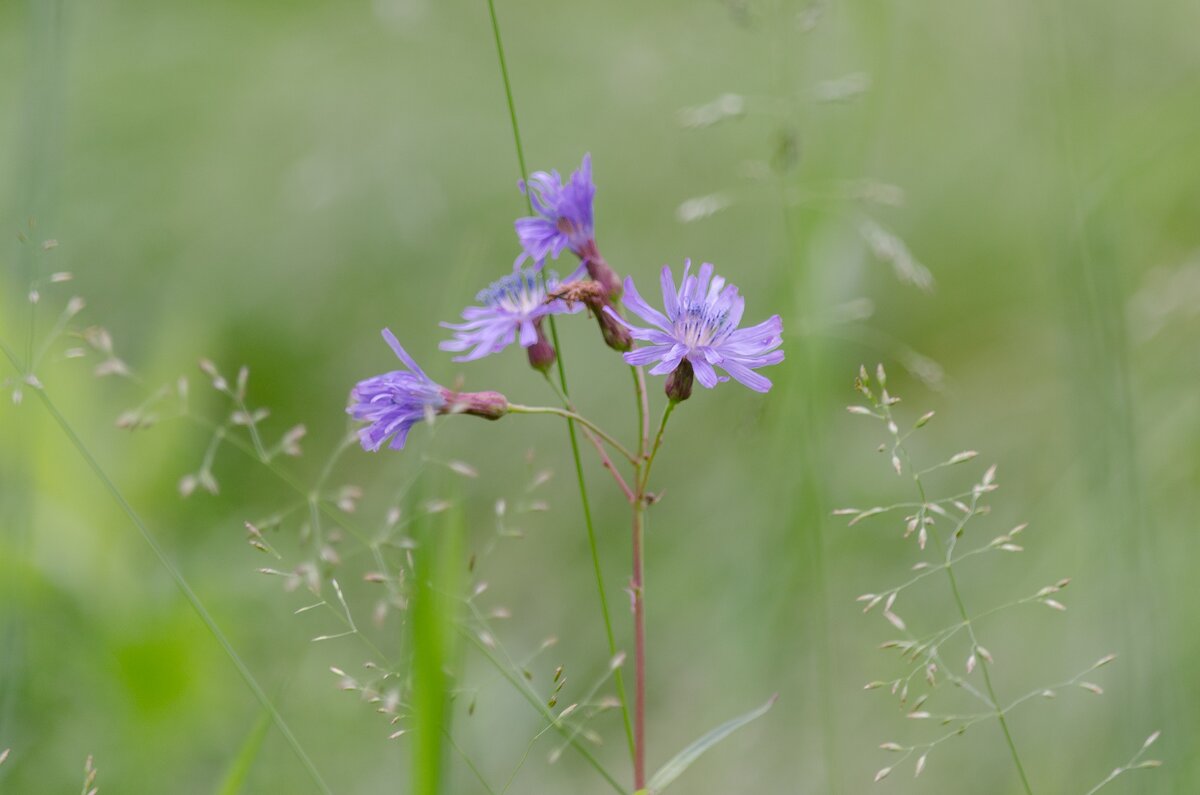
578;240;623;301
595;305;632;352
665;360;694;403
441;389;509;420
526;320;556;373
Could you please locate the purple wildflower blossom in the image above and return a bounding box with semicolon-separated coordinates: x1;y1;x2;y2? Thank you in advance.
347;329;446;451
440;268;581;362
605;261;784;393
515;154;595;267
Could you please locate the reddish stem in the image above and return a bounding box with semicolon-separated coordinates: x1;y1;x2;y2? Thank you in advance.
632;500;647;790
629;401;674;790
579;425;636;503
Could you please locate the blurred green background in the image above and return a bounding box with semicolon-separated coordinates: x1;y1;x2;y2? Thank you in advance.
2;0;1198;792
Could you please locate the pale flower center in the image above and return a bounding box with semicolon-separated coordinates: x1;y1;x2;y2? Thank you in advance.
675;302;731;350
481;271;548;319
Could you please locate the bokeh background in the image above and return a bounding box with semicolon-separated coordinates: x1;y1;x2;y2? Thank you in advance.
2;0;1198;792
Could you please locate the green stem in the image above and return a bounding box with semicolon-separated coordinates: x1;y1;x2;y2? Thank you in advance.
639;402;675;494
631;365;649;457
485;0;530;199
484;0;635;765
508;404;636;464
0;340;332;795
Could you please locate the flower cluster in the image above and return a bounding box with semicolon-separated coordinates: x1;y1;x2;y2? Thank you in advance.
347;154;784;451
340;153;788;795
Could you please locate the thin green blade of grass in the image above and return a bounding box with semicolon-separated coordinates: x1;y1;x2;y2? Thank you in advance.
642;695;778;795
482;0;635;766
214;708;271;795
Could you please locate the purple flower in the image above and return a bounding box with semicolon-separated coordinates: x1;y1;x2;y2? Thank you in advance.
605;261;784;393
348;329;446;451
440;268;581;362
515;154;596;267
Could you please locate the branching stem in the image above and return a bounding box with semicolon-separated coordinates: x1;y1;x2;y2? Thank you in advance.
542;374;637;502
508;404;637;465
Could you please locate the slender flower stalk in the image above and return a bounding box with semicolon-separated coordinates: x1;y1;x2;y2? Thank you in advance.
542;374;637;503
507;404;637;465
584;427;636;503
632;365;650;454
485;0;635;763
630;498;648;789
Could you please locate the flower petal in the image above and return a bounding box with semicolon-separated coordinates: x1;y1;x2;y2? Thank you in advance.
691;357;721;388
382;329;425;377
725;314;783;346
720;359;774;393
624;344;674;366
518;320;537;347
622;276;671;330
659;264;679;319
648;346;686;375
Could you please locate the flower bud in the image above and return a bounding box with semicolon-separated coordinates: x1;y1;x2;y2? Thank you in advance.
578;241;623;301
441;389;509;420
526;320;556;373
556;279;632;353
595;305;632;352
665;360;694;403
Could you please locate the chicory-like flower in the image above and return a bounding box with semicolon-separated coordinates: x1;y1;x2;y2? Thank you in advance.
349;329;508;451
348;330;445;451
515;154;596;267
605;261;784;395
440;268;581;362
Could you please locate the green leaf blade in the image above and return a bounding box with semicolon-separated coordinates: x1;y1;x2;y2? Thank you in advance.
646;695;778;794
215;708;271;795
